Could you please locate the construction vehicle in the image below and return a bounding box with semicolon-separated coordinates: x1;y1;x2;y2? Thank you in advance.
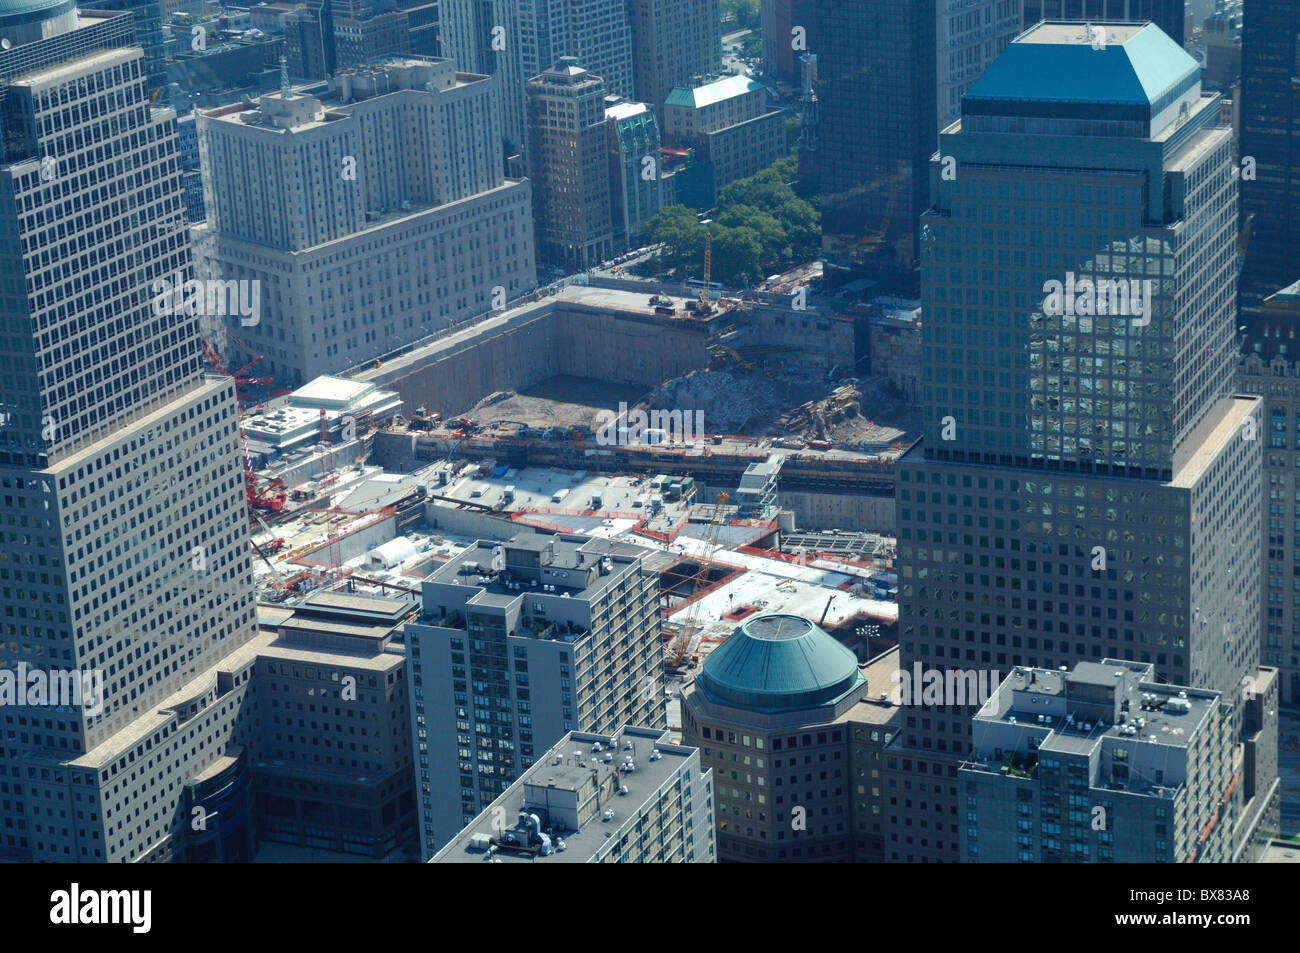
665;492;730;672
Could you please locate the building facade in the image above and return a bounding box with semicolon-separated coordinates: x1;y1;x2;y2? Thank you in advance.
662;74;787;203
816;0;936;295
936;0;1022;134
1237;278;1300;706
761;0;814;85
628;0;721;113
438;0;634;167
195;56;535;387
405;531;663;859
960;660;1268;862
894;22;1272;862
432;726;715;862
606;99;664;251
0;1;265;862
527;58;615;270
1238;0;1300;316
681;616;903;862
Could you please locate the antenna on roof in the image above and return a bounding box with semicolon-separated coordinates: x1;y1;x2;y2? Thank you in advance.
280;55;290;99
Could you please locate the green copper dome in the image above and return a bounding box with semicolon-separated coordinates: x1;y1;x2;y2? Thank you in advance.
695;614;864;713
0;0;73;24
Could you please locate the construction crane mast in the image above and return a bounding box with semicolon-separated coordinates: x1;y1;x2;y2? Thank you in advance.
666;491;730;671
693;229;715;316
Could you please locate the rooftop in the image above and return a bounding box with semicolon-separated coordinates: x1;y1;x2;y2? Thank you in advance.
966;21;1198;111
695;614;866;713
432;726;703;863
665;74;765;110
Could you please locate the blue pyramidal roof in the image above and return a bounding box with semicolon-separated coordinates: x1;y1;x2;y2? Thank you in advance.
964;22;1198;110
695;614;864;713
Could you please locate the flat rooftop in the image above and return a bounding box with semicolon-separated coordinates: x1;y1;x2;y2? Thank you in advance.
432;726;700;863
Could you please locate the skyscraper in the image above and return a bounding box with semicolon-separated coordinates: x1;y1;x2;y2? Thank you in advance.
439;0;634;167
1237;278;1300;705
816;0;936;295
936;0;1022;134
761;0;814;85
1238;0;1300;316
527;57;614;269
628;0;722;113
0;0;260;861
1022;0;1187;45
894;22;1270;862
607;98;665;250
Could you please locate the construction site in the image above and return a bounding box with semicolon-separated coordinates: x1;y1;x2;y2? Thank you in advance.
207;256;916;680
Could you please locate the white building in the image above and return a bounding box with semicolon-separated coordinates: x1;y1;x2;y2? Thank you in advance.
195;56;536;388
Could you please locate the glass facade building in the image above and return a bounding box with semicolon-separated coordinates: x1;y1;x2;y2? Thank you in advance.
889;22;1272;862
1238;0;1300;317
816;0;936;295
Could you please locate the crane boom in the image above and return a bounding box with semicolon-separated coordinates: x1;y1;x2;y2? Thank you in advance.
666;491;729;670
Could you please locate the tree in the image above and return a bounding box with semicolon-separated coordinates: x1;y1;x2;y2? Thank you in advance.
710;225;763;286
718;205;788;270
645;205;702;270
785;117;801;153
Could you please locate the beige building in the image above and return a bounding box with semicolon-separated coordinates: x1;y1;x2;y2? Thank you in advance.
526;58;615;270
629;0;721;112
680;615;902;862
662;75;787;202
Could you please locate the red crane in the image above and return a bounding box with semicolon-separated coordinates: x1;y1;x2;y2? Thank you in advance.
202;332;286;514
201;331;289;410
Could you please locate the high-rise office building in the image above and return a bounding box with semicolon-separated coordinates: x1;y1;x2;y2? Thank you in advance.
1237;277;1300;705
937;0;1022;133
628;0;721;113
527;58;615;269
439;0;634;166
0;0;262;861
396;0;441;58
1238;0;1300;316
284;0;338;80
404;531;663;859
80;0;167;85
962;660;1278;862
1022;0;1187;45
249;591;417;859
195;56;535;387
761;0;813;85
333;3;412;68
895;22;1269;862
431;725;715;863
816;0;936;295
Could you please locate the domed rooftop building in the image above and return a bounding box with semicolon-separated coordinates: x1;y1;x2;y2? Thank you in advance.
680;613;900;862
694;614;866;715
0;0;79;47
